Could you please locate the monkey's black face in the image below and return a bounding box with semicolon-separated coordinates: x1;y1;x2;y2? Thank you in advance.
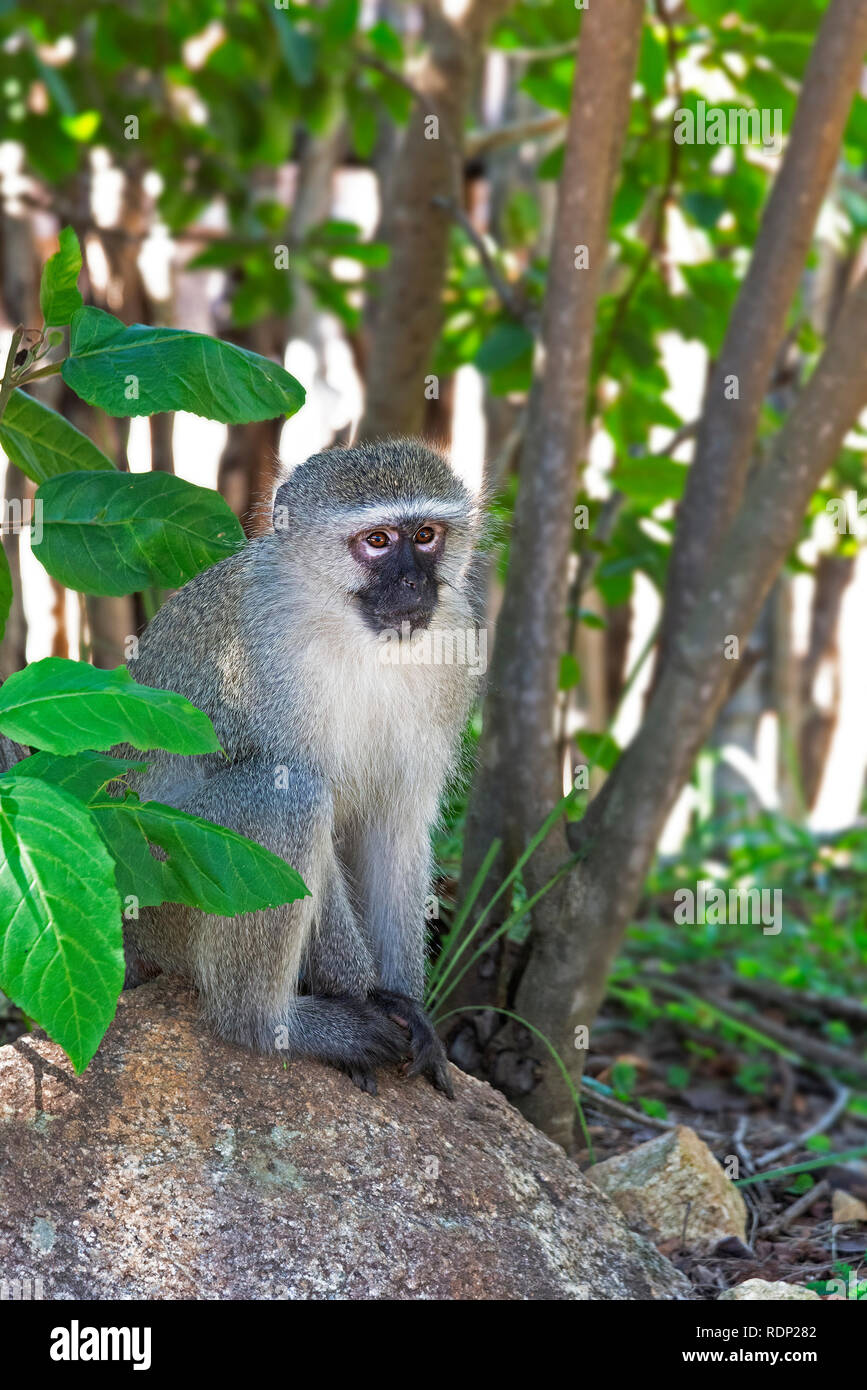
349;521;444;633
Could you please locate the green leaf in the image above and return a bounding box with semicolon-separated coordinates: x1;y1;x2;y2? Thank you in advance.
309;219;389;266
638;25;666;103
578;610;606;630
787;1174;814;1196
39;226;83;327
679;262;740;354
32;471;245;596
682;191;727;231
324;0;360;41
62;307;305;424
639;1097;668;1120
686;0;736;18
60;111;100;142
0;545;10;643
9;750;146;802
0;658;220;757
611;1060;637;1098
272;11;316;85
805;1133;832;1153
347;86;378;158
0;775;123;1072
611;457;688;507
475;322;534;374
0;389;114;483
520;58;574;114
576;730;621;773
558;653;581;691
666;1065;690;1090
367;20;403;63
91;796;310;914
186;238;265;272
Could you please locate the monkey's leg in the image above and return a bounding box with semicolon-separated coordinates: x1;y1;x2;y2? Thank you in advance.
122;941;161;990
128;758;408;1081
352;814;455;1098
303;869;394;1095
304;868;375;998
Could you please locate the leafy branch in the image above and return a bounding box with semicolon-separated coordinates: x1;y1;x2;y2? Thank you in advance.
0;228;309;1072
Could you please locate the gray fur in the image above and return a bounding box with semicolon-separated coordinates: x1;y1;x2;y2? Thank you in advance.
121;439;481;1092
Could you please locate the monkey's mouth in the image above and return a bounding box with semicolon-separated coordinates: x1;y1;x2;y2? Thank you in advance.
355;597;436;634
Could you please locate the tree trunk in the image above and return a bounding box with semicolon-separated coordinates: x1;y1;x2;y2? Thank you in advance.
0;213;38;677
709;595;771;819
798;552;855;807
357;0;510;441
445;0;867;1143
450;3;644;1025
515;270;867;1143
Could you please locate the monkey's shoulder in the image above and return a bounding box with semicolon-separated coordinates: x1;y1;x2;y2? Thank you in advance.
129;539;282;746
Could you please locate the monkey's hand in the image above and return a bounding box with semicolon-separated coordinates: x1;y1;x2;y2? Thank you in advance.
371;991;455;1100
326;996;411;1097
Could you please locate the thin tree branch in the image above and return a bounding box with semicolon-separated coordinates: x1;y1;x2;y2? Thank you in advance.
432;195;539;329
495;41;578;64
465;113;566;160
355;51;427;108
729;974;867;1029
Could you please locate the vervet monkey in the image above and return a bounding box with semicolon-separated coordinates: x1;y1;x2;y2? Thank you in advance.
122;439;482;1096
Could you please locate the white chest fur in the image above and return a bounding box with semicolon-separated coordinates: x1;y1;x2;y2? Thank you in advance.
292;620;468;816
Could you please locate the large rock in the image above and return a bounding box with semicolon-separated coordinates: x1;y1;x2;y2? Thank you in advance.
0;978;690;1300
588;1125;747;1253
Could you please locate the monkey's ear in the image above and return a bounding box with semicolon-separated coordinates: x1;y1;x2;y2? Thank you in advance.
272;477;292;536
269;447;322;532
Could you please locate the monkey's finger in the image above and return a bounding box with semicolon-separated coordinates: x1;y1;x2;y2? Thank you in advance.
342;1065;379;1095
406;1047;455;1100
429;1064;455;1100
415;1061;454;1099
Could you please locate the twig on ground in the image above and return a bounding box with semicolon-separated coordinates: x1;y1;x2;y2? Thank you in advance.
728;973;867;1028
580;1084;724;1142
705;1001;867;1080
758;1083;852;1169
757;1180;830;1237
661;972;867;1080
733;1115;755;1174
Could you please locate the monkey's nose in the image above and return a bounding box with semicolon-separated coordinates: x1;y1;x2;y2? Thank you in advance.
400;573;427;591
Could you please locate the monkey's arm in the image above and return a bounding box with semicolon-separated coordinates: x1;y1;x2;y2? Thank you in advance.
124;755;408;1086
352;807;432;998
303;870;376;1000
351;811;454;1096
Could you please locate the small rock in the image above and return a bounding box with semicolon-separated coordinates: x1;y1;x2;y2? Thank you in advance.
827;1162;867;1203
588;1125;746;1253
719;1280;820;1301
712;1235;753;1259
832;1188;867;1223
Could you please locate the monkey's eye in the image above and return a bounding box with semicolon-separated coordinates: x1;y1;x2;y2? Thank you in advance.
414;526;436;546
365;531;390;549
